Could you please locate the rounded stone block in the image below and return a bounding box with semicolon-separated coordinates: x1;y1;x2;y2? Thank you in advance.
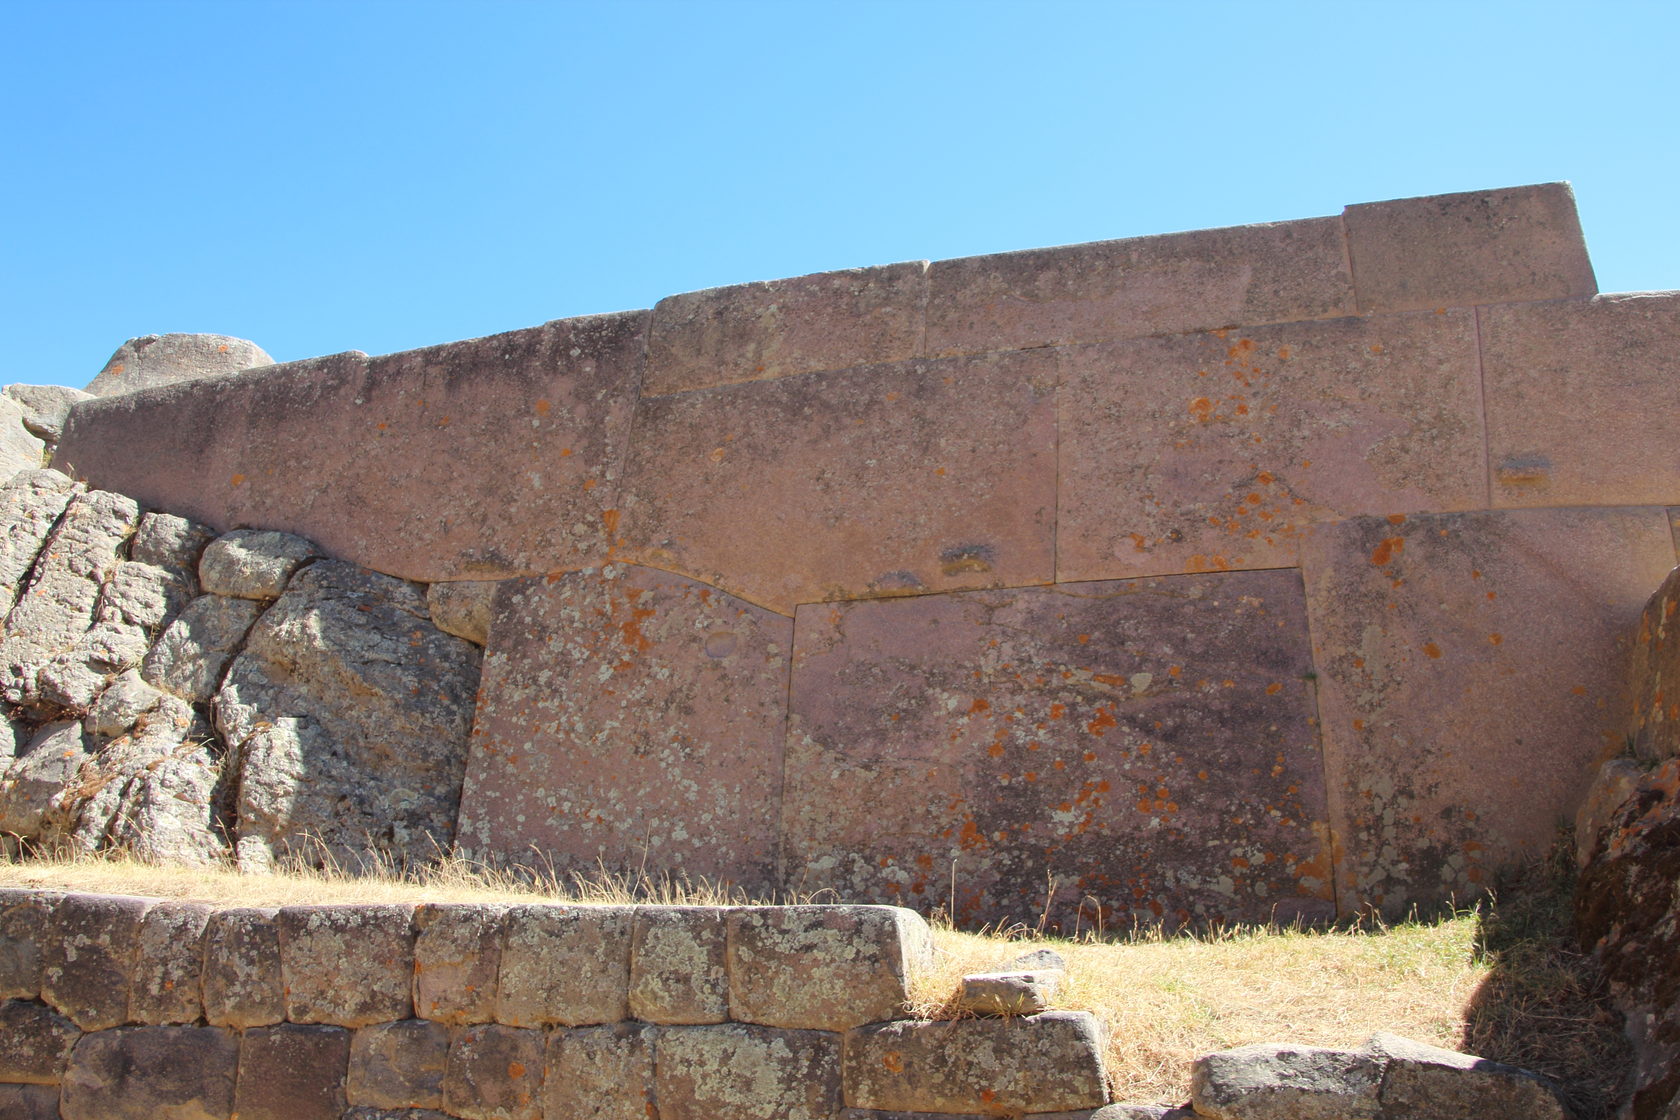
629;906;731;1025
543;1022;656;1120
413;904;505;1025
87;333;273;396
0;998;80;1083
727;906;930;1031
348;1019;449;1110
0;1083;66;1120
444;1023;543;1120
278;905;415;1027
198;529;320;600
41;892;155;1031
233;1023;351;1120
202;906;283;1028
130;900;211;1025
494;905;631;1028
0;888;59;1000
1190;1041;1382;1120
60;1025;239;1120
655;1023;841;1120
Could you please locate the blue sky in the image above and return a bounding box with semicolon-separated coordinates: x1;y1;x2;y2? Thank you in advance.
4;0;1676;389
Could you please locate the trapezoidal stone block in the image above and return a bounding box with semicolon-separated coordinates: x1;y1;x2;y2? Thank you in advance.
41;891;155;1031
202;906;284;1028
1056;310;1485;582
782;571;1333;932
646;261;928;395
277;905;416;1027
1344;182;1596;313
233;1023;351;1120
1483;292;1680;508
455;565;792;891
727;906;931;1031
615;350;1057;613
924;216;1354;356
655;1023;842;1120
494;905;633;1028
413;904;506;1025
60;1025;239;1120
1301;507;1676;915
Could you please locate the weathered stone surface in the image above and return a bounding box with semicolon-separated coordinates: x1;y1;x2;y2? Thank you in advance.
728;906;930;1031
0;889;57;999
278;905;415;1026
1365;1031;1571;1119
41;891;153;1030
1576;757;1645;868
0;395;47;476
615;349;1057;613
85;667;167;738
783;572;1333;930
201;906;283;1028
1190;1041;1383;1120
456;567;790;890
0;721;90;838
425;579;498;646
344;1110;450;1120
0;469;78;616
140;594;264;703
5;383;95;443
1056;310;1484;582
129;900;210;1024
657;1023;841;1120
1628;560;1680;764
233;1023;350;1120
925;216;1353;356
629;906;731;1025
197;529;319;599
495;905;631;1028
0;998;80;1082
348;1019;449;1110
60;1025;239;1119
413;904;505;1025
542;1022;655;1120
844;1011;1108;1114
956;968;1062;1015
63;693;207;852
215;561;480;869
0;1083;61;1120
1344;182;1595;312
86;333;273;396
1484;292;1680;508
1301;507;1675;914
103;744;224;865
443;1023;542;1120
130;511;215;572
647;261;927;394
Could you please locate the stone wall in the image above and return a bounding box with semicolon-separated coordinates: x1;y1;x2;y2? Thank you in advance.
46;182;1680;926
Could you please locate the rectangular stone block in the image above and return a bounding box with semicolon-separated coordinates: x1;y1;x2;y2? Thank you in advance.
1300;507;1676;914
783;572;1334;931
60;1025;238;1120
727;906;930;1031
278;905;415;1026
843;1012;1108;1114
0;1084;60;1120
495;905;632;1028
0;888;58;1000
647;261;928;395
655;1023;841;1120
444;1023;543;1120
129;899;210;1025
1483;292;1680;508
233;1023;350;1120
629;906;731;1025
203;906;284;1028
41;892;154;1031
0;998;80;1083
1057;310;1485;581
1344;182;1595;312
543;1022;656;1120
616;349;1058;613
925;216;1354;356
413;904;505;1025
348;1019;449;1110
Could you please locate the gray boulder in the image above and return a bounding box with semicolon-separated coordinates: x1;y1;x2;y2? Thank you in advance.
198;529;320;600
0;397;46;479
3;384;94;443
85;333;273;397
0;722;90;839
0;470;78;617
141;594;265;703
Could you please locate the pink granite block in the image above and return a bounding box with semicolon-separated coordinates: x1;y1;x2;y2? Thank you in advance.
1482;292;1680;508
646;261;928;395
1344;182;1596;313
924;217;1354;356
455;565;791;892
616;350;1058;613
781;572;1332;931
1056;310;1485;582
1300;507;1675;915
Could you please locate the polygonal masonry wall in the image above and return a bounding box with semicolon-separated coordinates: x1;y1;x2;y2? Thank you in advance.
39;181;1680;923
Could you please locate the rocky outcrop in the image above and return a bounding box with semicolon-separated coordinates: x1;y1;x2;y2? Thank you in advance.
84;334;273;397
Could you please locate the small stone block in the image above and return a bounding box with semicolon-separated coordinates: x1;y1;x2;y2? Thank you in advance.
413;904;505;1025
1365;1031;1571;1119
728;905;931;1030
202;906;284;1028
628;906;731;1025
543;1022;656;1120
41;892;154;1030
0;889;57;999
843;1011;1108;1114
494;905;631;1028
655;1023;842;1120
956;969;1063;1015
129;900;210;1024
1191;1041;1382;1119
232;1023;350;1120
278;905;415;1026
348;1019;449;1110
198;529;320;599
0;1083;62;1120
60;1025;239;1120
0;998;80;1083
444;1023;543;1120
425;580;499;646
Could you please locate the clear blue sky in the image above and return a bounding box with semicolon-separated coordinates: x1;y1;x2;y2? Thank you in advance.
4;0;1676;389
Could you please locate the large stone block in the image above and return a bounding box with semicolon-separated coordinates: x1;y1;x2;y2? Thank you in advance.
443;1023;543;1120
494;905;631;1028
727;906;929;1031
202;906;284;1028
1365;1032;1570;1119
543;1022;656;1120
278;905;415;1026
456;566;791;890
655;1023;842;1120
924;217;1353;356
1301;507;1676;914
1343;182;1595;312
0;998;80;1083
629;906;731;1025
843;1012;1108;1115
347;1019;449;1110
232;1024;350;1120
60;1025;239;1120
1629;563;1680;764
1056;310;1485;582
41;892;153;1030
0;889;58;1000
129;900;210;1024
647;261;928;394
413;904;505;1025
783;573;1333;931
615;350;1058;613
1190;1041;1383;1120
86;333;273;396
1483;292;1680;508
